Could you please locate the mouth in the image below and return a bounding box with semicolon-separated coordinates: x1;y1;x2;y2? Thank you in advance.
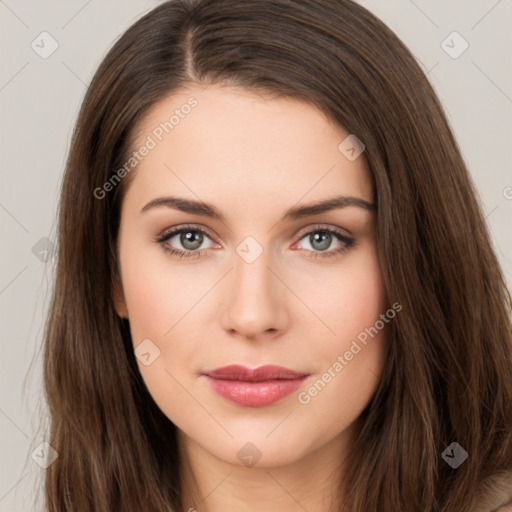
202;364;310;407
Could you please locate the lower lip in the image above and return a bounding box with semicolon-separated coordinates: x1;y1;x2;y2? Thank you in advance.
204;376;308;407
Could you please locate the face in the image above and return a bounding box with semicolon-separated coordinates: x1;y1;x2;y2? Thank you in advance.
113;83;389;469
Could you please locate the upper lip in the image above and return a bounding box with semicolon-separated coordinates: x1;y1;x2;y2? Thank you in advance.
204;364;309;382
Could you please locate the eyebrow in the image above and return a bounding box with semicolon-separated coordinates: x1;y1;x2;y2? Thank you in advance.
140;195;375;222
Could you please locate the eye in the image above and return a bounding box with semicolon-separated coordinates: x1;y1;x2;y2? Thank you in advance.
154;224;218;259
292;226;355;259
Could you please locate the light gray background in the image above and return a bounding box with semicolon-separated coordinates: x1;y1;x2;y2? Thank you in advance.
1;1;511;510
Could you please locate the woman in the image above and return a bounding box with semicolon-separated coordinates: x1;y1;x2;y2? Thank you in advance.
42;0;512;510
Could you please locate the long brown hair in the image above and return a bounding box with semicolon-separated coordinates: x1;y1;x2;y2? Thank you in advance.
43;0;512;510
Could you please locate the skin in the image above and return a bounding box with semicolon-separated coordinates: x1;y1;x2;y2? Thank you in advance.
113;83;389;512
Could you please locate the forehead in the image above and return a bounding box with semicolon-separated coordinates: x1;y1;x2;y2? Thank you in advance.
123;84;373;218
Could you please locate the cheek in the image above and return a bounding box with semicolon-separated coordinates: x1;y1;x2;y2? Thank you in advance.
120;243;207;344
293;244;387;346
336;254;387;338
293;246;388;416
119;249;206;429
118;243;212;398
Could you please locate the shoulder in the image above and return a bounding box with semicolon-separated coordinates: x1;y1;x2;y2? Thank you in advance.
471;470;512;512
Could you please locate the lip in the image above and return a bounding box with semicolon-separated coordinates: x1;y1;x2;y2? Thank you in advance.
204;364;309;381
203;365;310;407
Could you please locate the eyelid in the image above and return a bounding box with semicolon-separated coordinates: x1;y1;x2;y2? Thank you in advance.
157;223;219;244
292;222;353;240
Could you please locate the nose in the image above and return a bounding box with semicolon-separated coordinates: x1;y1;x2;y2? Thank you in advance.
220;246;289;341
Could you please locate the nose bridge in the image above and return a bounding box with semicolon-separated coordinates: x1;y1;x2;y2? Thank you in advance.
221;237;287;338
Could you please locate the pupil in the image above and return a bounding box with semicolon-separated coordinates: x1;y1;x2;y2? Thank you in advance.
311;232;331;251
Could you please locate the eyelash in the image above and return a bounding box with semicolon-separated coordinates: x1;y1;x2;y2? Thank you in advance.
153;223;355;260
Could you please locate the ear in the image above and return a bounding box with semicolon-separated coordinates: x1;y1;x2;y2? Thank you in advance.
112;274;129;319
